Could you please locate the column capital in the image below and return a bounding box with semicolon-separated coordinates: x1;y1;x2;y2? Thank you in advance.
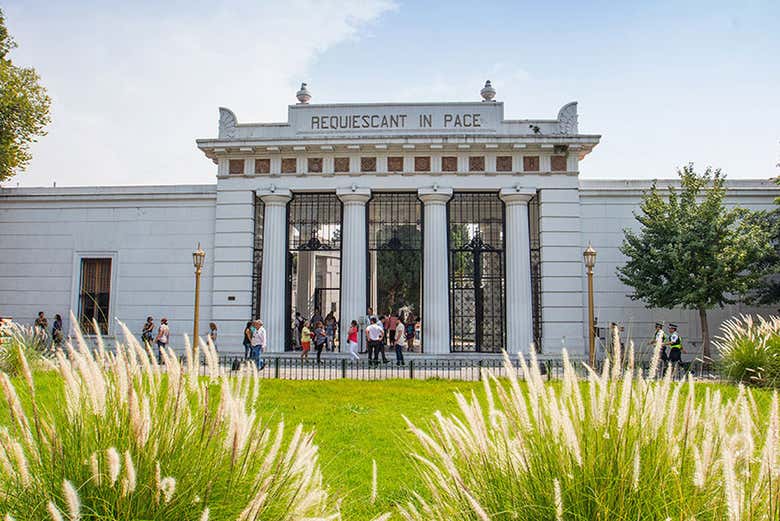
336;187;371;204
418;187;453;204
257;188;292;206
499;187;536;205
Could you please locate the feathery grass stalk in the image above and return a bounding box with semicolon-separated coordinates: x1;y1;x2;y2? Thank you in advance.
0;321;337;520
400;346;780;520
716;314;780;387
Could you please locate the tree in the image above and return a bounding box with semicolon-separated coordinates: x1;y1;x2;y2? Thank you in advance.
747;177;780;306
0;9;50;182
617;164;771;359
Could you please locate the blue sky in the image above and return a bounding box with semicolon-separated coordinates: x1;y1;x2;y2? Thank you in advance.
4;0;779;186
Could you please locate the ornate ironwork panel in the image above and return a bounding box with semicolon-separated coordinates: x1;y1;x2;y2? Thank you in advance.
448;192;505;353
367;193;423;337
252;197;265;319
288;193;342;251
528;194;543;351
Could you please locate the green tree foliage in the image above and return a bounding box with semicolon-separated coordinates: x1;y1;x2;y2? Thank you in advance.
748;177;780;306
0;9;51;182
618;164;772;359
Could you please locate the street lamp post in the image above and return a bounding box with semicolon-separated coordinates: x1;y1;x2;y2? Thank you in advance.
192;243;206;357
583;243;597;367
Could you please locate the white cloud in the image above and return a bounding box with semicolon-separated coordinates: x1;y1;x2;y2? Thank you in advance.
4;0;396;186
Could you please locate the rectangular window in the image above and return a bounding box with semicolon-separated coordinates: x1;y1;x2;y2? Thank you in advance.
469;156;485;172
523;156;540;172
307;157;323;173
334;157;350;172
78;258;112;335
361;157;377;172
551;155;567;171
441;156;458;172
496;156;513;172
387;156;404;172
414;156;431;172
255;158;270;174
281;158;297;174
229;159;244;175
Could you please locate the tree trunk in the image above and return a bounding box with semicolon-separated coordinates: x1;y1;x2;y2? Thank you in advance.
698;308;711;361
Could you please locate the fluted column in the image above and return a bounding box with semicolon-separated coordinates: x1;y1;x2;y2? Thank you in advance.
336;188;371;349
500;188;536;353
258;189;292;353
418;187;453;355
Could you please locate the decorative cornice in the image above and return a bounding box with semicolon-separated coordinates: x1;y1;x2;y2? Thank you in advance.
256;187;292;205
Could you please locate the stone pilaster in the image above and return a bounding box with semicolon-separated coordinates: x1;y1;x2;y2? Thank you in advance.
336;188;371;349
500;188;536;353
258;189;291;353
418;187;453;354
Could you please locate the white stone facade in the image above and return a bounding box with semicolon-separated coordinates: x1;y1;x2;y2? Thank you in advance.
0;96;777;356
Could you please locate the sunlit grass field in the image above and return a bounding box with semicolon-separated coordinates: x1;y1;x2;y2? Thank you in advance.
3;371;772;520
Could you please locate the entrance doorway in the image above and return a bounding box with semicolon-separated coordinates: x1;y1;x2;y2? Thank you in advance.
286;193;342;351
368;193;423;351
448;192;505;352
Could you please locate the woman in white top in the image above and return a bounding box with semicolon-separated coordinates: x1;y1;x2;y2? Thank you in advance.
155;318;170;364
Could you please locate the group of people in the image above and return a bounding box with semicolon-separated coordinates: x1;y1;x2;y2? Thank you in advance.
33;311;63;348
354;308;418;366
242;319;267;369
292;308;338;353
650;322;685;367
140;316;218;363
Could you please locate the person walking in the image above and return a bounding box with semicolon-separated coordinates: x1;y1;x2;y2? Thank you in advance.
250;319;266;370
142;316;155;345
313;321;327;364
325;312;337;352
208;322;218;351
155;318;170;364
243;321;253;359
394;316;406;366
649;322;667;368
52;314;64;350
300;321;312;362
365;317;386;367
663;324;684;370
347;320;360;360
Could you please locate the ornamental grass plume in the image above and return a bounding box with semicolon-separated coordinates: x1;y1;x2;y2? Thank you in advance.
0;321;337;520
716;314;780;387
0;323;54;377
399;346;780;520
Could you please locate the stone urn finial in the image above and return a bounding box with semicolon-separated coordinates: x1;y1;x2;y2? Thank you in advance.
296;82;312;104
480;80;496;102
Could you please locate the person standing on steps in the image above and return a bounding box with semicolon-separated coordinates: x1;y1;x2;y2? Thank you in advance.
365;316;387;367
313;321;327;364
394;316;406;366
208;322;218;351
52;314;64;350
347;320;360;360
300;321;312;362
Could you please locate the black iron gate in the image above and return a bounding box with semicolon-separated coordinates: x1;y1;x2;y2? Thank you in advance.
448;193;505;353
367;193;423;327
285;193;342;351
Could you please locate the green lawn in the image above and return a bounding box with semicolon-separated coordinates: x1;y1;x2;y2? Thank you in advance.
253;379;485;519
3;372;774;520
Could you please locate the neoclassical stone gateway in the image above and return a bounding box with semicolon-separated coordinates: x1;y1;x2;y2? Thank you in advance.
0;84;776;355
197;85;599;355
